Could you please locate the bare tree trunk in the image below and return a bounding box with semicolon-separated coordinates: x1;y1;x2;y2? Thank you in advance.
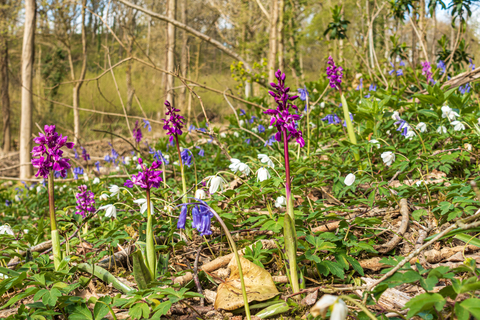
431;9;437;62
178;0;188;111
0;26;10;153
72;0;87;145
125;8;136;113
277;0;284;71
267;0;278;83
339;1;344;64
366;0;374;69
20;0;36;178
419;0;426;60
166;0;176;104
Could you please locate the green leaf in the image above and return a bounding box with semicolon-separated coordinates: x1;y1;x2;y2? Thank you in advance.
318;261;344;278
68;303;93;320
42;288;62;307
255;302;290;319
151;301;172;319
133;250;152;290
405;293;446;318
93;296;112;320
419;275;438;291
454;234;480;248
346;256;364;276
458;298;480;319
305;250;321;264
381;271;421;288
417;109;439;118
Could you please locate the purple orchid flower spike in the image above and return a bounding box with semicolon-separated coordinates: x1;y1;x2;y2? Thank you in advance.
133;120;143;143
124;158;163;190
75;185;95;218
31;125;74;178
326;56;343;90
265;70;304;147
422;61;433;84
163;100;185;144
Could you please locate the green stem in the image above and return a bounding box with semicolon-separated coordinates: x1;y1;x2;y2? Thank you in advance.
77;263;134;294
175;135;188;203
209;209;251;320
48;171;61;270
146;190;156;279
340;94;359;161
306;95;310;156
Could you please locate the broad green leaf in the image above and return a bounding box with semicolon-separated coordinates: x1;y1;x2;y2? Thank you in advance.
454;234;480;248
458;298;480;319
405;293;445;318
68;303;93;320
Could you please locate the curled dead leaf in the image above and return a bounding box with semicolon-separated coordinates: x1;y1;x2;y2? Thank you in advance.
214;255;279;310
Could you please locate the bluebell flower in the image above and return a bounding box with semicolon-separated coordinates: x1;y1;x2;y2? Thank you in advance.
459;83;471;95
389;62;395;75
469;58;475;71
104;154;111;162
73;167;84;180
298;86;309;101
199;128;207;133
322;114;342;125
189;125;196;132
394;117;410;137
54;170;63;179
397;69;403;76
245;138;251;144
74;148;79;159
369;84;377;91
5;199;11;206
356;79;363;91
131;150;135;155
240;109;246;116
143;119;152;132
198;148;205;157
95;161;100;173
258;124;266;133
177;205;188;229
437;60;446;74
399;60;406;67
249;116;257;124
264;135;276;146
181;148;193;167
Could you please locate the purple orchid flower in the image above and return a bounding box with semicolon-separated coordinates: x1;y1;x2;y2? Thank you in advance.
163;100;185;144
326;56;343;90
75;185;95;218
31;125;74;178
124;158;163;190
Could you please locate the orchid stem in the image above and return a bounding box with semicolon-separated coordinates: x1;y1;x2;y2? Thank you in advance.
282;129;300;295
48;171;62;270
146;190;156;279
175;135;188;203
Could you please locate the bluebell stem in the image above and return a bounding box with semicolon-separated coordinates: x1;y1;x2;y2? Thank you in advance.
177;200;251;320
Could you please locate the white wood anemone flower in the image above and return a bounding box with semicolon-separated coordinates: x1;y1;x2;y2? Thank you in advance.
109;185;120;198
134;199;155;215
258;154;275;168
437;126;447;134
229;159;251;176
344;173;355;186
98;204;117;219
195;189;207;200
0;225;14;236
205;175;227;194
310;295;348;320
256;167;271;182
275;196;286;208
381;151;395;166
93;177;100;185
369;139;380;148
416;122;427;133
99;193;109;201
451;120;465;131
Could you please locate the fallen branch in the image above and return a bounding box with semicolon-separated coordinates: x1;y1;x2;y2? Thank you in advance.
374;199;409;253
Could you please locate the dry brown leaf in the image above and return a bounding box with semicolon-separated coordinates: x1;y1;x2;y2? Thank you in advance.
214;255;279;310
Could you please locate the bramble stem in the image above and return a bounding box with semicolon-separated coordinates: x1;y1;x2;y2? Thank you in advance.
146;190;156;279
48;171;61;270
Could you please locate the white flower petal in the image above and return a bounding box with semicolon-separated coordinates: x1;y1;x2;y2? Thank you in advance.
344;173;356;186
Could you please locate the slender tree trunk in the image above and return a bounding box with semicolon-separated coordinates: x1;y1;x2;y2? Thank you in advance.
73;0;87;145
339;1;344;64
431;9;437;62
166;0;176;104
366;0;374;69
277;0;285;71
125;8;136;113
179;0;188;111
267;0;279;83
1;29;10;153
20;0;36;178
